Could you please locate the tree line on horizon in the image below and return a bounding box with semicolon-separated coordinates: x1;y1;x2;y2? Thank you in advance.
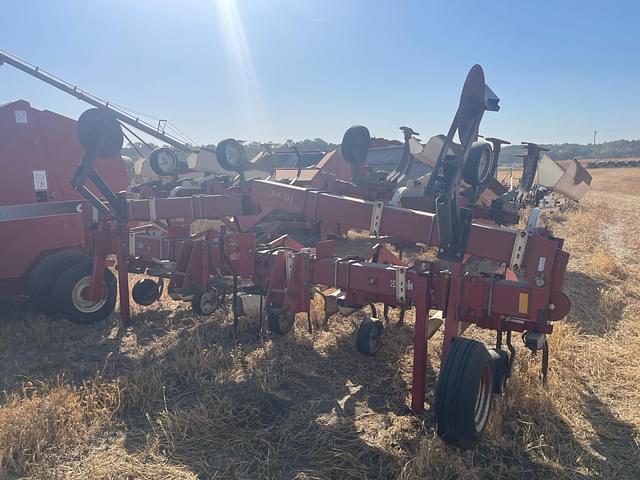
122;138;640;166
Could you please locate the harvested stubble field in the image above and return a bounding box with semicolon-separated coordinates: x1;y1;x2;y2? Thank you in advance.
1;168;639;479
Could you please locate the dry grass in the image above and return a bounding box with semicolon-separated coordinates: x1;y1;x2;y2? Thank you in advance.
1;169;639;478
0;379;121;475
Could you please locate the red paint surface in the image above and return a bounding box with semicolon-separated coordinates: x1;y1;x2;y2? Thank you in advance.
0;100;127;296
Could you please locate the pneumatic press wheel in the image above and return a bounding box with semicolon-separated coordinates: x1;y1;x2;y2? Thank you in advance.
216;139;248;172
462;142;495;187
132;278;164;306
53;262;117;325
356;317;384;356
191;289;219;315
340;125;371;165
267;309;295;335
435;337;495;449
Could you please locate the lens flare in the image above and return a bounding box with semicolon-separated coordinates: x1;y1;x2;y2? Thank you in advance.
214;0;270;138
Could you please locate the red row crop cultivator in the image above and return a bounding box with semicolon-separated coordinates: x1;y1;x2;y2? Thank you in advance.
55;64;574;448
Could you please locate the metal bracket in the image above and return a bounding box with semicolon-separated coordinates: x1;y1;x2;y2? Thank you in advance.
510;230;528;272
285;251;294;281
510;207;543;272
395;266;407;303
436;205;473;262
149;198;157;221
129;232;137;255
369;201;384;236
527;207;543;231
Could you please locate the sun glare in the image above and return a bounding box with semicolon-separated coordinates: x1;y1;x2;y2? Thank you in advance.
214;0;270;138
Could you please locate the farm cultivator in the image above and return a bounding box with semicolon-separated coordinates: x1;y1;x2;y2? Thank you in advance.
51;64;573;448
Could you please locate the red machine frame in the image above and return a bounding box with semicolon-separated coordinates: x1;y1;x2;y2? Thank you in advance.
80;176;570;414
56;63;573;449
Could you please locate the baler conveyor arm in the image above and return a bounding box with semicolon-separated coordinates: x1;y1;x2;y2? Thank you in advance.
0;48;196;152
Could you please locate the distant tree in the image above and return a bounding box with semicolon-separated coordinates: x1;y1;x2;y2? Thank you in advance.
499;139;640;165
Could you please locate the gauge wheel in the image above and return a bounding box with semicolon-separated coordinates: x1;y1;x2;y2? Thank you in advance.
267;309;295;335
435;337;495;449
192;289;219;315
53;262;117;325
27;250;91;315
216;139;247;172
132;278;164;306
462;142;495;187
341;125;371;165
356;317;384;356
149;147;179;176
76;108;124;158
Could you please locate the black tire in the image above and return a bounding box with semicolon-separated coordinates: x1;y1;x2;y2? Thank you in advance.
53;262;117;325
76;108;124;158
341;125;371;165
192;289;219;315
149;148;179;177
489;348;510;394
132;278;163;306
27;250;91;315
356;318;384;356
216;139;247;172
462;142;495;187
267;309;295;335
435;337;494;449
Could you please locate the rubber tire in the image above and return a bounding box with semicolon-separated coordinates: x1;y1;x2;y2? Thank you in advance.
132;278;163;306
268;310;295;335
341;125;371;165
192;290;219;315
462;142;495;187
356;318;384;356
53;262;117;325
76;108;124;158
149;148;179;177
27;250;91;315
435;337;494;449
216;138;247;172
489;348;509;394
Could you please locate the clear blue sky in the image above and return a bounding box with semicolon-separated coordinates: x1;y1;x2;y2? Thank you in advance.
1;0;639;145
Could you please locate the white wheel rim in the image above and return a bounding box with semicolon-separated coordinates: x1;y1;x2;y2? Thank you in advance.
226;145;241;168
200;292;217;315
368;324;382;353
478;149;491;181
280;312;294;331
474;364;493;433
71;275;107;314
158;152;176;174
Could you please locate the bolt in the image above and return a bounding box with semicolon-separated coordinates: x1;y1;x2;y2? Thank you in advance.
548;303;556;311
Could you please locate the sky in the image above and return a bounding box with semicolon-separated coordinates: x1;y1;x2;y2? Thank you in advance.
1;0;639;146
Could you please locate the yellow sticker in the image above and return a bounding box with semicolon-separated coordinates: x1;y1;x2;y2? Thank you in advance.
518;293;529;314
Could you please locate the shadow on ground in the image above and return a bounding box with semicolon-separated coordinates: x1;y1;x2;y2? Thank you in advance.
564;270;625;336
117;309;419;479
